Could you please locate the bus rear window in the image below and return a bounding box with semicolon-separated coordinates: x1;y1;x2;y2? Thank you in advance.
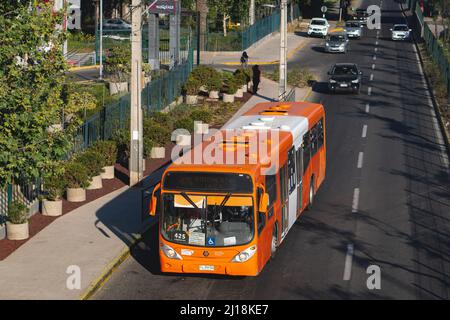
163;172;253;193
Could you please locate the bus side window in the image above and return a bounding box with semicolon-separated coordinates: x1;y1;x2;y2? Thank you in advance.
288;147;296;194
266;174;277;210
318;119;324;148
311;125;318;155
303;132;311;174
257;187;266;234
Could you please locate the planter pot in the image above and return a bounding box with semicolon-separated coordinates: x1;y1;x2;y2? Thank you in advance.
241;84;248;93
101;166;115;180
42;199;63;217
176;96;184;105
151;147;166;159
209;90;220;99
194;122;209;135
87;175;103;190
6;221;29;241
235;88;244;98
66;188;86;202
109;81;128;95
223;93;235;103
185;95;198;105
200;85;207;93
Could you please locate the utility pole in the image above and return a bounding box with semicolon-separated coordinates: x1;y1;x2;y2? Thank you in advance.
99;0;104;79
130;0;143;186
250;0;255;25
279;0;288;100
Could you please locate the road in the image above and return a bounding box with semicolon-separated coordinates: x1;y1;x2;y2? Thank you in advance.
93;0;450;300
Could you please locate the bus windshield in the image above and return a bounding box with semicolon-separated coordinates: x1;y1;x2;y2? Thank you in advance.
161;193;255;247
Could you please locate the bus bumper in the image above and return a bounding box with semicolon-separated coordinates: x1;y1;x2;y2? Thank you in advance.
160;256;259;277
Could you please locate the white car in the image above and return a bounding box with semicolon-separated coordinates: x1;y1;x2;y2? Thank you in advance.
307;18;330;37
390;24;412;40
103;18;131;30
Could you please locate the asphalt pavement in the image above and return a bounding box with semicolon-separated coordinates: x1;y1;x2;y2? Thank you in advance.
93;0;450;300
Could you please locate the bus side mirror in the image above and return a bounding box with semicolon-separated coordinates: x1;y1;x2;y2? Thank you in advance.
149;183;161;216
259;193;269;213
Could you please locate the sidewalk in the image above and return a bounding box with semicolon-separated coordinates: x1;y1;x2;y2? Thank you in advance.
200;32;309;66
0;71;313;302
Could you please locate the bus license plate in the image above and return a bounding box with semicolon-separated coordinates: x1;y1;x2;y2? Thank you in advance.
199;265;214;271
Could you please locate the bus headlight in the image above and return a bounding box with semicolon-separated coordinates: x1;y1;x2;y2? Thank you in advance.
161;243;182;260
231;246;257;263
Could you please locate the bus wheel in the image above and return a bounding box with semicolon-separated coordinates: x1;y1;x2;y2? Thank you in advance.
307;178;315;210
271;225;278;259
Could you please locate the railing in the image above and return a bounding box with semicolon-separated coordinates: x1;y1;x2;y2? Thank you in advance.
205;3;300;52
1;180;42;219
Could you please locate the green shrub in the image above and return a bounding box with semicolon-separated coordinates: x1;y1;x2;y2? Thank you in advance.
233;68;250;86
205;73;222;92
92;140;118;166
287;68;315;88
190;109;213;123
149;111;173;128
222;73;239;94
64;161;90;189
191;65;219;85
112;128;130;161
174;117;195;133
143;137;155;158
7;201;28;224
143;119;171;147
77;150;105;178
183;75;201;95
43;170;66;201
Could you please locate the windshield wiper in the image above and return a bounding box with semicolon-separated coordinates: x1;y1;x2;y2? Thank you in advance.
180;192;199;209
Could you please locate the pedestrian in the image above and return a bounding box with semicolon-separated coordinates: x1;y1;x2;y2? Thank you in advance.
240;51;249;68
252;65;261;94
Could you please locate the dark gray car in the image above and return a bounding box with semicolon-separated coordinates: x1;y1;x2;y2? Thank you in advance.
328;63;363;94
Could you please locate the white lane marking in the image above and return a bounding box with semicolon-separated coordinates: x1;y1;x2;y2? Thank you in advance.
372;64;376;70
357;152;364;169
374;47;378;52
411;42;450;170
352;188;360;213
362;124;368;138
370;74;374;81
365;103;370;113
375;41;379;46
373;55;377;60
343;244;354;281
368;87;372;96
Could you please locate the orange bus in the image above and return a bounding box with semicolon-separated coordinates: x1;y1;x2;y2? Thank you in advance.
150;101;326;276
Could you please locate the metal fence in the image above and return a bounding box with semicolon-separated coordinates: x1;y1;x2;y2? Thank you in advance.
408;0;450;101
205;3;300;52
1;181;42;220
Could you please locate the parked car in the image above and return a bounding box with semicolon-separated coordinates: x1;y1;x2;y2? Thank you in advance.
328;63;363;94
345;21;363;39
351;8;369;26
325;29;349;53
307;18;330;37
103;18;131;30
390;24;412;40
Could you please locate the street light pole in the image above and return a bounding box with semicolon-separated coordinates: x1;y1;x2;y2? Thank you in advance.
130;0;143;186
99;0;103;79
279;0;288;100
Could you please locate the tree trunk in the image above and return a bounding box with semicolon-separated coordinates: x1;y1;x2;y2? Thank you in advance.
223;14;228;37
196;0;208;51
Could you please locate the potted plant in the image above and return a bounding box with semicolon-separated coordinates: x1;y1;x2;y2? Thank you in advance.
78;149;105;190
104;47;131;95
234;68;250;94
222;74;238;103
112;128;130;167
142;62;152;85
206;73;222;99
191;65;218;92
144;119;171;159
41;170;65;216
183;75;201;105
64;161;90;202
6;201;29;240
92;140;117;179
191;109;212;134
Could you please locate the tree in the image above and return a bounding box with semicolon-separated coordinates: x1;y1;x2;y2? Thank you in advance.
0;2;77;188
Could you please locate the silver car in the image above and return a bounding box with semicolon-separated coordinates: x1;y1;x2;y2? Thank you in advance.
345;21;363;39
325;32;349;53
390;24;412;40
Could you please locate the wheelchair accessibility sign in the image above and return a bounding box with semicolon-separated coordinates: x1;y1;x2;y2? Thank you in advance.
206;237;216;246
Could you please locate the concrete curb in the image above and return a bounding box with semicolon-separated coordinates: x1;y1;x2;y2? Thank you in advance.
69;65;100;72
400;2;450;155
